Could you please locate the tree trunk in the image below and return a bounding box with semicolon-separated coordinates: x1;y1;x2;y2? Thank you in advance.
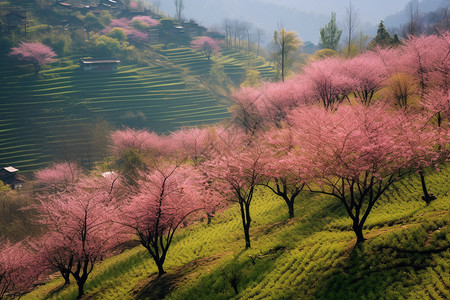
239;202;252;249
76;280;85;299
353;222;365;244
232;283;239;295
156;262;166;277
281;42;285;82
207;214;212;225
419;170;436;204
61;270;70;285
243;223;251;249
34;63;40;76
287;200;294;219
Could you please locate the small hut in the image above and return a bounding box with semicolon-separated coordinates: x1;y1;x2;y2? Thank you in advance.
0;166;24;189
79;58;120;71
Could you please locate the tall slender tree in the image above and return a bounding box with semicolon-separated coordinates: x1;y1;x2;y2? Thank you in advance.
174;0;184;22
272;28;301;82
320;12;342;51
204;130;267;249
343;2;360;56
402;1;423;37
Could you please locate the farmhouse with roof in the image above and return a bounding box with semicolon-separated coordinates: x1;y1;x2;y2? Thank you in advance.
0;166;24;189
79;58;120;71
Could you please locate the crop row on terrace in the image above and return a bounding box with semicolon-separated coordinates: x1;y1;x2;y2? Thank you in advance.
217;49;276;81
0;45;277;172
160;47;275;83
23;165;449;300
0;53;234;171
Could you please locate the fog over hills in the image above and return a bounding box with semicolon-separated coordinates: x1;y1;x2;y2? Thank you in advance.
153;0;447;45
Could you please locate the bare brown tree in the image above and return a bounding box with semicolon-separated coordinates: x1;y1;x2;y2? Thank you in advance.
174;0;184;22
343;1;360;56
402;1;423;37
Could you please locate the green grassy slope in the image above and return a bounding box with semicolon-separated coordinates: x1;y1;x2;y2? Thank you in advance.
24;166;449;300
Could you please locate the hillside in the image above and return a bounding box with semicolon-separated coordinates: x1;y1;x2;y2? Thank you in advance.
23;166;449;300
0;3;275;172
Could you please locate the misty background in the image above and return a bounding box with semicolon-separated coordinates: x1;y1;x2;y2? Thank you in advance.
151;0;449;45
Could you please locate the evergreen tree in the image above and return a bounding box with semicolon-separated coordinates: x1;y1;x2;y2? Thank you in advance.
368;21;395;48
392;34;402;46
319;12;342;51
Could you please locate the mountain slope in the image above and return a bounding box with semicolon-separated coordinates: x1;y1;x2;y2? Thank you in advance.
23;166;450;299
0;45;274;172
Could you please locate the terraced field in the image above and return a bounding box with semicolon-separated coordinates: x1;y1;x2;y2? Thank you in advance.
0;46;276;172
0;58;231;172
23;166;449;299
217;49;276;83
160;47;275;83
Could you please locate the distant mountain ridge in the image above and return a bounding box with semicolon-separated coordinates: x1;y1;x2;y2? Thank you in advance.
384;0;449;29
154;0;447;44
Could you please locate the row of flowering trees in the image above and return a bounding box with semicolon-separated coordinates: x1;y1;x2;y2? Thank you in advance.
1;33;448;299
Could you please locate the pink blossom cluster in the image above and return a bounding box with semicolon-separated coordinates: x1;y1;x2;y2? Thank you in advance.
34;162;82;187
0;240;41;298
9;42;57;74
100;15;159;42
131;16;159;27
232;33;449;127
190;36;221;59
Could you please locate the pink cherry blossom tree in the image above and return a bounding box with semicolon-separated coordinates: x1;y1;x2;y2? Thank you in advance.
118;164;206;276
392;33;449;202
34;177;120;299
399;33;450;97
303;57;354;110
422;87;450;127
111;128;177;159
167;127;214;164
32;232;74;286
34;162;82;190
190;36;221;60
168;127;226;223
109;18;131;29
203;129;267;249
231;77;314;132
111;128;178;185
417;87;449;203
260;127;307;219
288;104;443;243
0;240;39;299
229;86;266;135
125;29;149;42
343;53;388;106
9;42;57;75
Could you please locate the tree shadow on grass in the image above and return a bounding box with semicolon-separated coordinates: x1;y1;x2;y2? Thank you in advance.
134;273;182;300
277;193;349;243
314;226;449;300
41;281;71;300
133;252;230;300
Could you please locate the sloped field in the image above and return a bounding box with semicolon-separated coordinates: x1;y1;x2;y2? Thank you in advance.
23;166;449;299
0;60;230;172
160;47;275;84
0;46;277;172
